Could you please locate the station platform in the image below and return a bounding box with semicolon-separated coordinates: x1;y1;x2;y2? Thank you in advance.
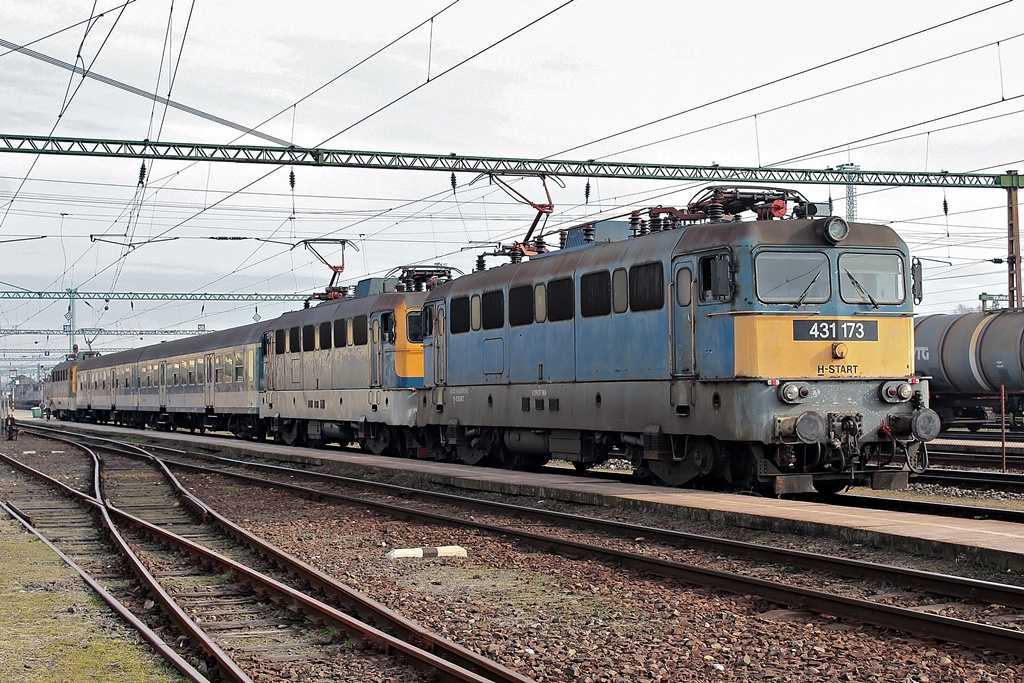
13;416;1024;572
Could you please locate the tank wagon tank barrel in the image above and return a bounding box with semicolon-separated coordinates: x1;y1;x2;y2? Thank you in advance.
914;311;1024;429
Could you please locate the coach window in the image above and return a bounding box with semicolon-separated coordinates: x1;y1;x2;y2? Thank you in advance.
197;357;205;384
173;362;180;386
450;296;470;334
471;294;482;331
235;351;244;382
215;355;224;383
302;324;316;352
407;310;423;342
629;262;665;312
534;283;547;322
612;268;629;314
548;277;574;322
676;267;693;306
481;291;504;330
224;355;233;383
333;318;347;347
319;321;332;349
509;285;534;326
289;327;301;353
352;315;369;345
581;271;611;318
275;329;286;355
188;359;196;385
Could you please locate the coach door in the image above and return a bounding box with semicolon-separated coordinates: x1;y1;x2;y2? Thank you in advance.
158;362;167;407
434;304;447;385
204;353;215;406
671;260;695;377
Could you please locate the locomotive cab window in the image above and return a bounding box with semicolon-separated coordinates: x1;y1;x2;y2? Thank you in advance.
755;251;830;304
381;311;395;343
407;310;423;342
839;252;905;305
699;253;734;303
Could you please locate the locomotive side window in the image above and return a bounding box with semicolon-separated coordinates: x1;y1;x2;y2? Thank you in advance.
352;315;369;345
612;268;628;313
302;325;316;352
676;268;693;306
407;311;423;342
548;277;574;321
275;329;286;355
755;251;829;303
334;318;347;347
450;296;470;334
422;306;434;336
319;322;332;349
839;253;905;305
482;290;504;329
509;285;534;326
288;327;300;354
471;294;482;331
534;283;547;322
580;270;611;317
629;262;665;311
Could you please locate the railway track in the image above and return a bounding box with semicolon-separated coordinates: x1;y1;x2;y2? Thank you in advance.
37;428;1024;658
1;428;532;683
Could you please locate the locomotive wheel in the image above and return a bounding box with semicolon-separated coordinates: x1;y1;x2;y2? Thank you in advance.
812;479;849;495
281;420;303;447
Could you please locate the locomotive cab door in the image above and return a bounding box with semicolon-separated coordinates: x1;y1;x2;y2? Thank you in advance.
434;304;447;386
370;317;382;388
672;261;696;377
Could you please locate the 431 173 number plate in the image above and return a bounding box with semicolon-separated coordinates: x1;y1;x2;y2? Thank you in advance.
793;320;878;341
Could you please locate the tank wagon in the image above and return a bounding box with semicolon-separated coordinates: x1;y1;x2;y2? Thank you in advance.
48;187;938;494
914;310;1024;430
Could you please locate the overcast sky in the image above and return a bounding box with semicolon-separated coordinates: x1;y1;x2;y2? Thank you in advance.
2;0;1023;370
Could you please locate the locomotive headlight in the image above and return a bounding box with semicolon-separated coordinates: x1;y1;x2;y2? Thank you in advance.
881;381;914;403
778;381;812;404
817;216;850;244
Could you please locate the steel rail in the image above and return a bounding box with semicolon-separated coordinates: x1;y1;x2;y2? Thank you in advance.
153;456;1024;656
0;499;212;683
0;449;253;683
100;502;505;683
20;428;531;683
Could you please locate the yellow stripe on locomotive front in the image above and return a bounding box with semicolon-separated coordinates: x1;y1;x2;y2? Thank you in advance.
734;315;914;379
